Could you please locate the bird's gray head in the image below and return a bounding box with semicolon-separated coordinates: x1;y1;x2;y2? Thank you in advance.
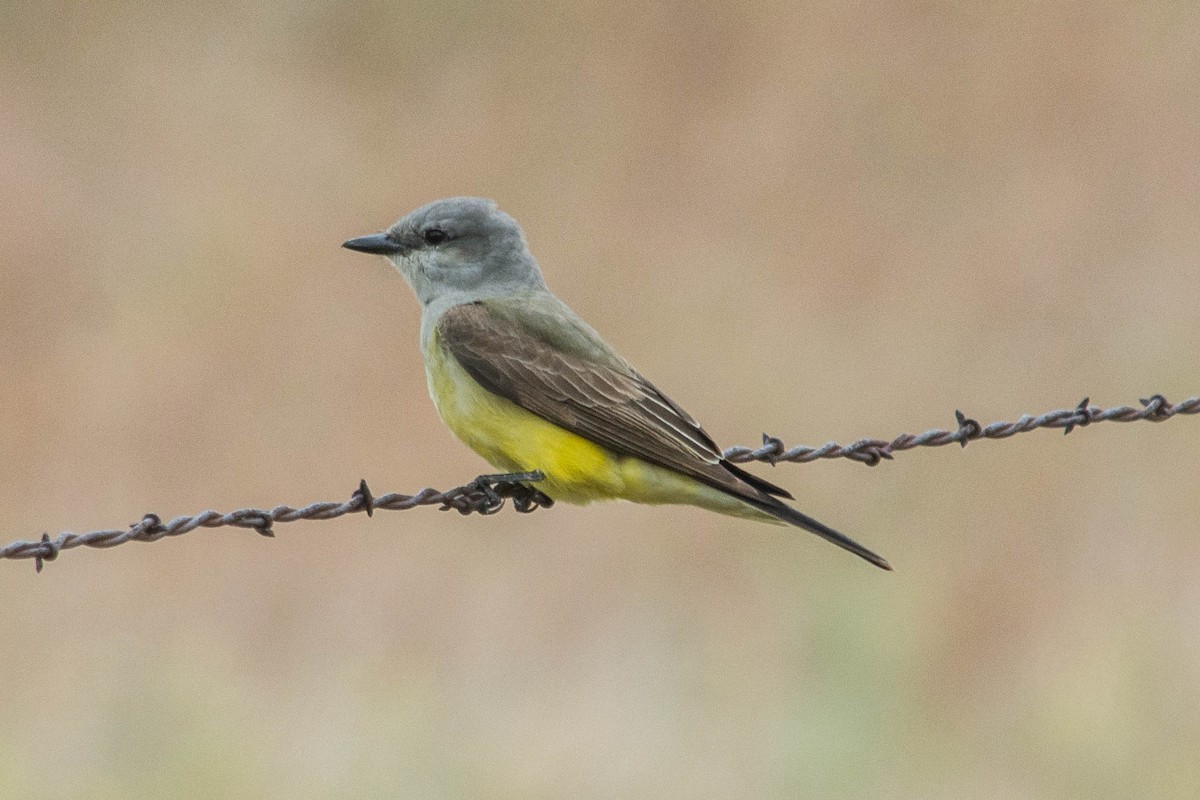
343;197;546;307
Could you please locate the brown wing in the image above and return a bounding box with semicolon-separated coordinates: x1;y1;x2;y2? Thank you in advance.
437;300;892;570
435;301;790;503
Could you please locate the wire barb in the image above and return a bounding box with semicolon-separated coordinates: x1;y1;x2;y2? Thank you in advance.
33;533;57;573
2;393;1195;570
354;479;375;518
953;410;982;448
1062;397;1092;436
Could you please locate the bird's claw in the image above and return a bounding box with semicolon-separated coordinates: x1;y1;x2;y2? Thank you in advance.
465;471;548;515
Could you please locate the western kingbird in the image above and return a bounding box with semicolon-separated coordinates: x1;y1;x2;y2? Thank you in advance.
344;197;889;569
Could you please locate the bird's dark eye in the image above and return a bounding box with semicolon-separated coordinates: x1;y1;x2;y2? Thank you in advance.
422;228;447;245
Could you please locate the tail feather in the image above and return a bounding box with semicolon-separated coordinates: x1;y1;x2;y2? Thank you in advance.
742;494;892;571
722;460;794;500
661;456;890;570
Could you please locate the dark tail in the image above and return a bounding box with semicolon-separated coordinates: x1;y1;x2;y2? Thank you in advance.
715;459;891;570
744;494;892;571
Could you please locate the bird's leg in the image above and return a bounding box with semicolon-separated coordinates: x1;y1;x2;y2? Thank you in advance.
467;470;549;513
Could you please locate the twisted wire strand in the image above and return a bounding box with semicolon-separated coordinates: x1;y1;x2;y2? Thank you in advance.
722;393;1198;466
3;393;1195;572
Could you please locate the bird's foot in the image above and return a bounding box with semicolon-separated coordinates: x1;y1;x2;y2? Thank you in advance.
465;471;551;515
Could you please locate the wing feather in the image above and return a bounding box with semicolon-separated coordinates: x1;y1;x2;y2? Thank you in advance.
434;300;893;570
436;301;783;501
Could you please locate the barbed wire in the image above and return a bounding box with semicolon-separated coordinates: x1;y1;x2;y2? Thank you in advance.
3;393;1195;572
723;393;1198;465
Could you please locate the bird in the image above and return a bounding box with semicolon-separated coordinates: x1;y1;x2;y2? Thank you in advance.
343;197;889;569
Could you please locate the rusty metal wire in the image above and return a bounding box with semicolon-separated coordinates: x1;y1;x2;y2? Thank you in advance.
1;477;553;573
723;393;1199;466
3;393;1195;572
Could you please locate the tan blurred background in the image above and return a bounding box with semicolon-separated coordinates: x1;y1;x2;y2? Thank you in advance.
2;2;1198;797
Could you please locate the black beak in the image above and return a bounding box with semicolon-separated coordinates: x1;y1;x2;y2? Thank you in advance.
342;233;403;255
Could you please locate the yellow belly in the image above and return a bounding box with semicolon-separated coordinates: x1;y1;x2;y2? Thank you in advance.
425;334;622;503
424;333;771;520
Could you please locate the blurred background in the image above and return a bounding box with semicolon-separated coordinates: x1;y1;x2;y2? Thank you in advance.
2;2;1198;797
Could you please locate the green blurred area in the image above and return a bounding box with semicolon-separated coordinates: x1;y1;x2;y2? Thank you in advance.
2;2;1199;797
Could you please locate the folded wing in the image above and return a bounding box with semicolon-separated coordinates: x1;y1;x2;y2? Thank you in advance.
436;300;790;503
